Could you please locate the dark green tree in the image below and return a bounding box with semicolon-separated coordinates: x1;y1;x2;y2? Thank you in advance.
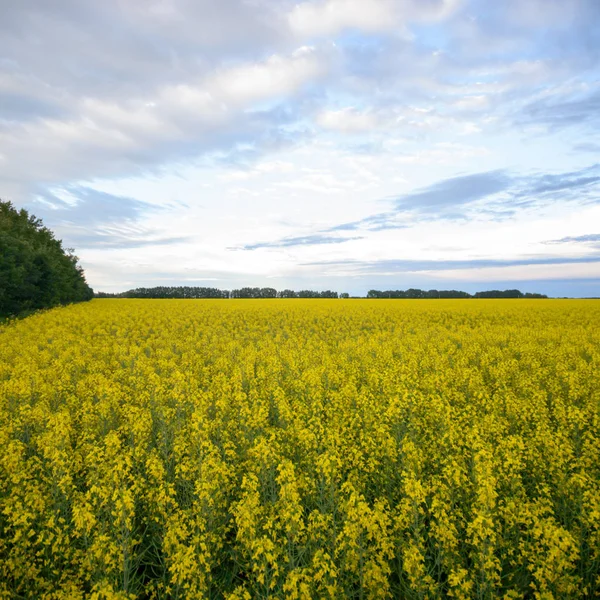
366;288;546;299
117;286;229;299
474;289;525;298
0;200;93;318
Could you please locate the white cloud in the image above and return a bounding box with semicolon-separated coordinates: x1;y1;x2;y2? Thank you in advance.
453;94;490;111
317;107;382;132
427;261;600;282
288;0;460;37
210;47;325;105
289;0;397;37
0;48;327;193
393;142;489;165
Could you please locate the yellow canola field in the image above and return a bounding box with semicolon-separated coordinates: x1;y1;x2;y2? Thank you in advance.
1;299;599;599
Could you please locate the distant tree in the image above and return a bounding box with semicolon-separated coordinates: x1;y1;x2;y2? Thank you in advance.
259;287;277;298
368;289;423;298
104;287;347;299
367;288;533;299
0;200;93;318
474;289;524;299
367;288;546;299
116;286;229;299
231;287;260;298
425;289;471;299
340;293;350;299
297;290;321;298
98;285;547;301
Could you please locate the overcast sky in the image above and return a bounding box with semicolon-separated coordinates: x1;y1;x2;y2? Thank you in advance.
2;0;599;296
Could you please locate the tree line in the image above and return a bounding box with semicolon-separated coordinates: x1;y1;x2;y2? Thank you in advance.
96;287;343;299
96;286;548;299
232;288;340;299
367;288;547;299
1;200;93;319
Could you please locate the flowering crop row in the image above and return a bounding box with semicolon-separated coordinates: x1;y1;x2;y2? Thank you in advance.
1;299;599;598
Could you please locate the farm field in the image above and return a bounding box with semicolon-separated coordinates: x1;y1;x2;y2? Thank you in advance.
1;299;599;599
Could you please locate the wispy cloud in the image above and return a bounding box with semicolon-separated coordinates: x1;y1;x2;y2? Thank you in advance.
323;171;516;233
393;171;512;212
61;230;192;250
518;164;600;198
544;233;600;244
35;186;160;225
573;142;600;153
236;234;363;251
333;164;600;230
303;255;600;273
519;89;600;130
30;186;186;249
326;213;408;232
236;164;600;254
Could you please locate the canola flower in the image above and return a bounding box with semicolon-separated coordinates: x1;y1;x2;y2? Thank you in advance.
0;298;599;599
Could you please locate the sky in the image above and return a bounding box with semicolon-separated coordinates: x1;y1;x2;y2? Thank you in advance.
1;0;599;296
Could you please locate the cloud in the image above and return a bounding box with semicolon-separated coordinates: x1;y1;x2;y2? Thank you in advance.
288;0;459;37
517;164;600;200
257;163;600;246
0;1;333;204
327;212;408;232
573;142;600;153
426;262;600;283
234;163;600;256
394;170;512;211
323;171;514;232
544;233;600;244
329;164;600;231
36;186;159;224
209;47;325;106
0;1;292;95
0;70;71;122
288;0;397;37
29;186;188;249
322;0;600;142
303;255;600;273
317;108;383;133
520;89;600;130
237;234;363;250
2;0;597;211
0;47;327;200
58;228;192;250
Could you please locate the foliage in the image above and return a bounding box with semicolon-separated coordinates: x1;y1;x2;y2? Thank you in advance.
119;287;230;299
95;287;341;299
96;287;549;300
1;299;597;599
367;289;547;299
0;200;93;318
474;290;547;299
231;287;278;299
